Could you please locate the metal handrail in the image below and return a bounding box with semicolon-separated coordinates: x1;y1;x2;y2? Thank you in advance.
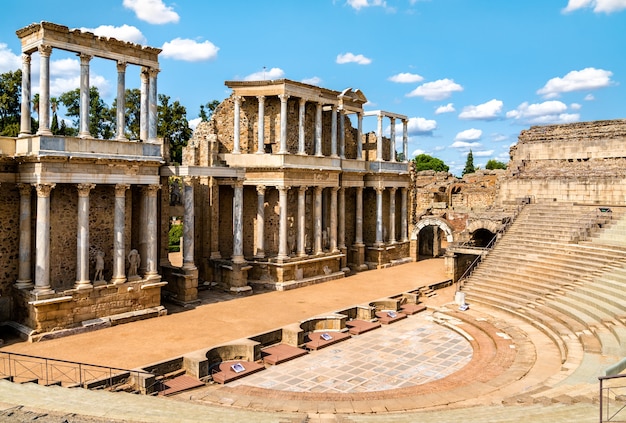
599;373;626;422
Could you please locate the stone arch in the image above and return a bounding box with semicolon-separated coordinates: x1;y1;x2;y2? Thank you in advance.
466;219;501;235
411;217;454;242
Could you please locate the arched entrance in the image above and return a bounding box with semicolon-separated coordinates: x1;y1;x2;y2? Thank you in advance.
466;219;501;247
411;217;454;260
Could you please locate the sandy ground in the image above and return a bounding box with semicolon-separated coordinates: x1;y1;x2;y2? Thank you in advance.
0;259;450;370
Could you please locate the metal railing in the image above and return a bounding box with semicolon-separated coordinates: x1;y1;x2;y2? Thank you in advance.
600;374;626;422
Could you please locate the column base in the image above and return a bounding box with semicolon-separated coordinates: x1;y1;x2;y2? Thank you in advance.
144;272;161;281
74;281;93;290
182;262;197;271
128;275;142;282
36;129;53;136
33;286;54;295
14;279;34;289
78;132;91;139
110;276;127;285
232;255;246;264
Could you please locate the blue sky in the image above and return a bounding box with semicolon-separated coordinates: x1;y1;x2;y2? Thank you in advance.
1;0;625;175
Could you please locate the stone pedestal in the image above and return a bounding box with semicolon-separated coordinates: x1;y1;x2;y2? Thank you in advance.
351;243;368;271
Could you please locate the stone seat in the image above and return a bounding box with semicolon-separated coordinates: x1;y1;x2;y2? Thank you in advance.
345;319;381;335
375;310;407;324
304;331;351;350
211;360;265;384
400;303;427;315
261;344;308;365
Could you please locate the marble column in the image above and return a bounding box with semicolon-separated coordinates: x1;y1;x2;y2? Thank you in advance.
401;187;409;242
357;112;363;160
182;178;196;270
36;45;52;136
19;54;31;137
78;53;92;138
376;114;383;161
210;180;221;259
75;183;95;289
15;184;33;288
256;96;265;154
277;185;290;260
314;186;323;254
339;110;346;159
315;102;323;157
298;98;306;155
232;182;244;263
255;185;265;258
111;184;129;285
330;187;339;252
389;187;397;243
278;94;289;154
116;61;128;141
144;184;160;278
402;119;409;163
375;187;384;245
297;186;307;256
390;117;396;162
140;67;149;141
148;68;159;143
338;187;346;250
233;95;243;154
34;183;55;293
330;105;338;158
355;187;363;245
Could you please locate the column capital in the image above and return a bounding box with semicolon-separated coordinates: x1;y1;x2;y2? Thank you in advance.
256;95;265;103
233;95;244;104
77;183;96;197
331;186;339;193
35;183;55;197
374;186;385;194
299;97;307;106
78;53;92;63
232;180;244;189
116;61;127;72
17;183;31;196
22;53;31;65
277;185;291;192
389;186;397;194
298;185;308;193
38;44;52;57
140;66;150;80
148;67;160;78
256;185;266;195
314;185;323;194
142;184;161;196
278;93;290;102
115;184;130;197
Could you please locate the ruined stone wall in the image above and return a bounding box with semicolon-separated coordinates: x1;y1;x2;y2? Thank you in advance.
0;184;20;296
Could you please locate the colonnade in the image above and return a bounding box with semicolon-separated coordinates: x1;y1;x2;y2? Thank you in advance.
15;183;160;293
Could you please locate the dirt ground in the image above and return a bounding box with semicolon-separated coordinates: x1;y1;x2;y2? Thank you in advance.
0;259;451;370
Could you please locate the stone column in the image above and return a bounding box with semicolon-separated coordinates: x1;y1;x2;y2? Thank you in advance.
376;113;383;161
143;184;160;279
389;187;397;243
34;183;55;293
315;102;323;157
116;61;128;141
314;186;323;254
298;98;306;155
148;68;159;143
338;187;346;250
36;45;52;136
375;187;384;245
75;183;95;289
277;185;290;260
182;178;196;270
356;112;363;160
210;180;221;259
402;119;409;163
111;184;129;285
233;95;243;154
330;187;339;252
355;187;363;245
140;67;149;141
297;186;307;256
78;54;92;138
232;181;245;263
339;110;346;159
15;184;33;288
390;117;396;162
278;94;289;154
256;96;265;154
255;185;265;258
401;187;409;242
19;54;31;137
330;105;338;158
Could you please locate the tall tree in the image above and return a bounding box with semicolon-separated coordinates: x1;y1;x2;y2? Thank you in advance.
199;100;220;122
0;69;22;136
462;149;475;175
158;94;192;164
485;159;507;170
412;153;449;172
58;86;114;139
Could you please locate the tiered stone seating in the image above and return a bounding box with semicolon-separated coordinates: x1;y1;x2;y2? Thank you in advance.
461;202;626;375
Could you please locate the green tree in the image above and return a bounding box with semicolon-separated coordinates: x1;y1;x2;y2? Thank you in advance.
485;159;507;170
158;94;192;164
0;69;22;136
412;153;449;172
58;86;114;139
168;223;183;252
462;149;475;175
199;100;219;122
110;88;141;139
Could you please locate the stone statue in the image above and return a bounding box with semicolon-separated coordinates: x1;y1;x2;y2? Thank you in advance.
170;179;181;206
94;250;105;282
128;249;141;278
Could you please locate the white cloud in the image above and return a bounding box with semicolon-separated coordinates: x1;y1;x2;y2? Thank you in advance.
473;150;495;157
585;93;595;101
301;76;322;85
537;67;613;99
80;25;146;44
491;133;509;142
406;78;463;101
123;0;180;24
459;99;503;120
450;140;481;149
563;0;626;13
336;53;372;65
506;100;580;124
455;128;482;141
244;67;285;81
396;116;437;136
388;72;423;83
411;148;426;157
188;117;201;131
346;0;388;10
0;43;21;73
570;102;582;110
161;38;219;62
435;103;455;114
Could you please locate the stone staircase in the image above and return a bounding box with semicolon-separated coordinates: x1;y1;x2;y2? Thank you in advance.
460;202;626;397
